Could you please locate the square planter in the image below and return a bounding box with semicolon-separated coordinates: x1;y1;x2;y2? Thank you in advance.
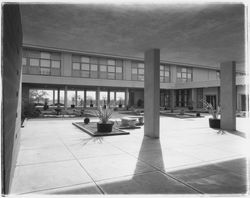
209;118;220;129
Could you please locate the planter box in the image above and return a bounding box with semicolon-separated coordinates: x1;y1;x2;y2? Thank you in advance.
97;122;114;133
209;118;220;129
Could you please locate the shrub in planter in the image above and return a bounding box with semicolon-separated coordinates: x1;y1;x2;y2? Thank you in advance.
201;99;221;129
95;107;113;133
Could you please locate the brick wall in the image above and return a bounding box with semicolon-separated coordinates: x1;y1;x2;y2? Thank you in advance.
2;4;23;194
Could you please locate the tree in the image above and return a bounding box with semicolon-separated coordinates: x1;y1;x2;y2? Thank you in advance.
29;90;48;104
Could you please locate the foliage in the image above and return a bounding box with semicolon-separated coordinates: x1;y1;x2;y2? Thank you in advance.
95;107;113;123
22;103;41;118
30;90;48;103
201;99;220;119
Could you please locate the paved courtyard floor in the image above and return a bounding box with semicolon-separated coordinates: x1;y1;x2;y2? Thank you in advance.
10;113;249;195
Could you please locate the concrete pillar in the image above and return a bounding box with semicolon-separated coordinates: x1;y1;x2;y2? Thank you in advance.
53;90;55;104
125;88;129;106
220;61;236;131
217;87;220;107
107;91;110;107
75;90;78;106
191;88;197;109
170;89;175;110
114;91;117;106
84;90;87;108
144;49;160;138
57;88;60;104
96;87;100;108
64;86;68;110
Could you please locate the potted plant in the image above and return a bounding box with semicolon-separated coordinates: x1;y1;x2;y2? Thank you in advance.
118;99;122;108
90;99;93;107
95;107;114;133
201;99;220;129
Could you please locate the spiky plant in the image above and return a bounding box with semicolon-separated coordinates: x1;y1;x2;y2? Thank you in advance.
201;99;220;119
95;107;113;123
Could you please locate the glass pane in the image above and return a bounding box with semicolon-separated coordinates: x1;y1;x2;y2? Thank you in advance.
22;58;27;66
160;76;164;82
181;68;187;72
51;61;60;68
108;59;115;65
72;55;80;62
81;71;89;77
177;72;181;78
160;65;164;70
187;73;192;79
108;66;115;72
100;65;106;72
138;63;144;68
41;52;50;59
132;74;137;80
91;64;98;71
30;58;39;66
132;62;138;68
68;90;76;107
165;77;169;82
86;91;96;107
40;68;50;75
165;66;170;71
138;69;144;74
100;72;107;79
116;73;122;80
132;68;137;74
99;58;107;65
81;56;90;63
160;71;164;76
81;63;89;70
40;59;50;67
77;91;84;107
138;75;144;81
116;67;122;73
116;60;123;67
90;71;98;78
90;57;98;64
73;63;80;70
108;73;115;79
165;71;169;77
51;53;61;60
182;73;187;78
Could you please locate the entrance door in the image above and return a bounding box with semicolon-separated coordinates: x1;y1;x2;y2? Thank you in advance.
206;95;217;109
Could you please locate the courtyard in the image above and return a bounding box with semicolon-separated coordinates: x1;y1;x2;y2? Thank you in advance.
10;113;249;195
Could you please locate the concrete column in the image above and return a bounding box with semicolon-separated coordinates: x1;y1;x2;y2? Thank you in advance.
144;49;160;138
53;90;55;104
217;87;220;107
75;90;78;106
107;91;110;107
96;87;100;108
170;89;175;110
114;91;117;106
125;88;129;106
220;61;236;131
64;86;68;110
84;90;87;108
57;88;60;104
191;88;197;109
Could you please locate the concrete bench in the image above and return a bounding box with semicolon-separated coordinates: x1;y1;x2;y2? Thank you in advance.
121;117;137;127
128;116;144;124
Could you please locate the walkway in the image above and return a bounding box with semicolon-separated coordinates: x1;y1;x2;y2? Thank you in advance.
10;114;249;195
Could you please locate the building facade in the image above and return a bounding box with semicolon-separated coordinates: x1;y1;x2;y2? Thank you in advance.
22;45;248;111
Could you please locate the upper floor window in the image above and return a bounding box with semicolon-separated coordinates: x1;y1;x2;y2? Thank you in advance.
22;49;61;76
160;64;170;83
216;71;220;79
177;66;192;82
132;62;144;81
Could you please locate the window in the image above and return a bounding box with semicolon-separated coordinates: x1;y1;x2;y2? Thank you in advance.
132;62;144;81
176;89;190;107
22;50;61;76
160;64;170;83
81;63;89;71
30;58;39;66
216;71;220;79
177;66;192;82
52;60;60;68
73;63;80;70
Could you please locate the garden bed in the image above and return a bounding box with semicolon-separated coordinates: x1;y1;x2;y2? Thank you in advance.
73;122;130;136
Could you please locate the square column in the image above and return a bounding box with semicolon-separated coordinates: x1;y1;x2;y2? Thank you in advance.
64;86;68;110
125;88;129;106
84;90;87;108
144;49;160;138
52;90;55;104
57;88;60;104
191;88;197;109
96;87;100;108
107;91;110;107
75;90;78;106
220;61;236;131
170;90;175;110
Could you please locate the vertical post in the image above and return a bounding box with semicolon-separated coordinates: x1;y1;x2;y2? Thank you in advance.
84;90;87;108
96;87;100;108
64;85;68;110
75;90;78;106
53;89;55;105
57;88;60;104
107;90;110;107
125;88;129;107
144;49;160;138
114;91;117;106
191;88;197;109
170;89;175;110
220;61;236;131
